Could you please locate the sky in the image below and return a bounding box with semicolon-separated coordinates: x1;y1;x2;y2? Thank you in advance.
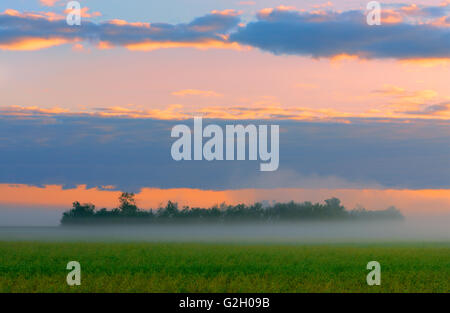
0;0;449;224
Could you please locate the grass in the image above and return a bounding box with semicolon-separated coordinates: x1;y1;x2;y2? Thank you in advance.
0;241;448;292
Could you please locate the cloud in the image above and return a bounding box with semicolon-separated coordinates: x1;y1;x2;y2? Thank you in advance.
0;9;242;51
64;7;101;18
422;102;450;113
172;89;223;97
39;0;61;7
2;102;450;122
0;115;448;191
372;85;450;117
0;37;70;51
404;102;450;116
2;4;450;59
311;2;333;9
373;85;438;102
230;5;450;60
0;105;70;116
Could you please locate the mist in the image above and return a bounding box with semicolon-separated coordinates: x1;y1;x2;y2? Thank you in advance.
0;217;449;243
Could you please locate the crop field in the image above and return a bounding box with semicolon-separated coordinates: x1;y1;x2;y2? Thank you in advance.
0;241;449;293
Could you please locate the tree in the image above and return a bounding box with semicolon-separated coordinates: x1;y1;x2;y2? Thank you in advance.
324;197;346;217
158;201;179;219
60;196;403;225
118;192;138;215
70;201;95;217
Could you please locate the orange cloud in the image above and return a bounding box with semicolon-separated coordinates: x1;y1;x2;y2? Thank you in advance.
93;105;187;120
401;58;450;67
123;39;243;51
97;41;113;50
63;7;101;18
400;4;420;14
40;0;60;7
312;2;333;9
0;105;70;115
373;85;443;111
373;84;406;96
370;85;450;118
431;16;450;27
3;8;64;20
210;9;242;16
381;10;404;24
172;89;223;97
0;37;70;51
108;19;150;28
374;85;439;101
259;5;306;17
2;103;450;122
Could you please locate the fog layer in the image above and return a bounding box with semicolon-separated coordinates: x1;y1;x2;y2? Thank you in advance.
0;218;449;243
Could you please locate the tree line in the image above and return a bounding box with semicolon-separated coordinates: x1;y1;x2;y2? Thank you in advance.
60;192;404;225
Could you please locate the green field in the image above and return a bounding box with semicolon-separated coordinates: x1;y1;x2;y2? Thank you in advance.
0;242;448;293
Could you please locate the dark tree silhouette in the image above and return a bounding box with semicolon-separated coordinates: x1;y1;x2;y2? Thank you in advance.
60;194;404;225
61;201;95;221
118;192;138;216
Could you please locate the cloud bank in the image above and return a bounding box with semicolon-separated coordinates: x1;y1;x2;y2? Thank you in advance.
1;3;450;59
0;115;448;191
230;4;450;59
0;9;241;51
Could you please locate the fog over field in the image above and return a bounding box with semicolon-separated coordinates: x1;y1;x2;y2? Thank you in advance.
0;218;449;243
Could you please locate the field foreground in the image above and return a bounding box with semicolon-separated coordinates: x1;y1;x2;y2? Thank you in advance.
0;242;449;293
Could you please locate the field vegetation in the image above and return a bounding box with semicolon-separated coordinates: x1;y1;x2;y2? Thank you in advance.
0;242;448;293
